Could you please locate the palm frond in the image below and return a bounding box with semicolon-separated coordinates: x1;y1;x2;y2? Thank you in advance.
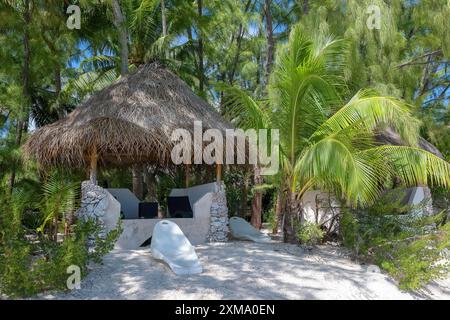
37;171;79;233
218;83;269;130
294;136;386;206
366;146;450;188
313;89;421;145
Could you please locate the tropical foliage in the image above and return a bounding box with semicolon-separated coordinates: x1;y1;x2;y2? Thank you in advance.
340;193;449;290
0;0;449;295
223;25;450;241
0;171;120;297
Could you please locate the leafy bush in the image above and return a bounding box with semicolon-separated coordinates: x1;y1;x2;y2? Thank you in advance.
375;222;449;290
296;221;324;245
340;192;450;291
224;168;247;216
0;210;120;297
0;172;121;297
264;207;277;233
340;209;359;250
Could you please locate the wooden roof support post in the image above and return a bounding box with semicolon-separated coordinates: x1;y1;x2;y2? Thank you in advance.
185;164;190;188
89;145;98;185
216;163;222;189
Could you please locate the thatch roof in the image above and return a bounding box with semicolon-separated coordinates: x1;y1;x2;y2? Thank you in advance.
376;128;444;159
25;63;233;168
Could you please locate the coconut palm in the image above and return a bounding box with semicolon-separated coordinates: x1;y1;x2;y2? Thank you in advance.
222;25;450;243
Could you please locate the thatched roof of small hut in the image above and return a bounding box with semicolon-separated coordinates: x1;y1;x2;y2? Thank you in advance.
25;63;233;168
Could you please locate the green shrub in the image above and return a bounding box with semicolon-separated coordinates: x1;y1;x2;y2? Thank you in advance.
340;209;359;250
375;225;449;290
296;221;324;245
0;215;120;297
0;173;121;298
264;207;277;233
340;192;450;291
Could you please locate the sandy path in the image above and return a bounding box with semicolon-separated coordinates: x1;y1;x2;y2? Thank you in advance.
39;242;449;300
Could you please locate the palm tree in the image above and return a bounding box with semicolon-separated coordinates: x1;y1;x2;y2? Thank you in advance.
223;25;450;243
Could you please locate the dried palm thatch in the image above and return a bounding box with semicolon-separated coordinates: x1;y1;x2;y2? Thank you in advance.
24;63;234;168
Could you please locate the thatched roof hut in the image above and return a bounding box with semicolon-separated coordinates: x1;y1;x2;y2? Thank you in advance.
25;63;233;171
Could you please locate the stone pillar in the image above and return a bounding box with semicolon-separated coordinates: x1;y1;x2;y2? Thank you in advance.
76;181;121;239
207;183;229;242
422;187;434;216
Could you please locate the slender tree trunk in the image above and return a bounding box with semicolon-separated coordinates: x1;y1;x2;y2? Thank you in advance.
283;188;301;243
132;164;144;200
55;64;63;118
111;0;129;76
240;172;249;217
250;165;263;229
9;121;24;193
144;167;157;201
418;55;433;98
272;190;283;234
227;0;252;84
53;216;59;242
264;0;274;85
55;65;61;97
64;207;75;238
256;17;263;86
208;164;215;182
9;0;30;194
161;0;167;37
112;0;144;196
160;0;169;59
197;0;205;94
184;164;190;188
228;24;244;85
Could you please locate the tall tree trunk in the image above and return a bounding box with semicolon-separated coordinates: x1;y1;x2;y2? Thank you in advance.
227;0;252;84
144;167;157;201
55;65;61;98
283;188;301;243
272;190;283;234
55;64;63;118
112;0;144;196
161;0;167;37
264;0;274;85
9;121;24;193
240;172;249;217
197;0;205;94
53;216;59;242
160;0;168;59
111;0;129;76
250;165;263;229
9;0;31;194
132;164;144;200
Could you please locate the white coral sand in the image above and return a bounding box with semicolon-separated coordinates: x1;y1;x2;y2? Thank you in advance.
38;241;449;300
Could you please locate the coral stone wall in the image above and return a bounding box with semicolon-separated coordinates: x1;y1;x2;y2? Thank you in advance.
76;181;120;238
207;185;229;242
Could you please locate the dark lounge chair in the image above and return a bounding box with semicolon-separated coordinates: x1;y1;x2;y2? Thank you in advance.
167;196;194;218
139;202;158;219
